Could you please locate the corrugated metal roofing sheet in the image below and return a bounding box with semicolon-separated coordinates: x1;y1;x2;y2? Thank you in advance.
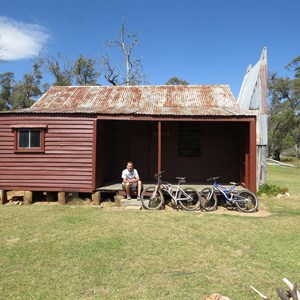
3;85;255;117
237;48;268;144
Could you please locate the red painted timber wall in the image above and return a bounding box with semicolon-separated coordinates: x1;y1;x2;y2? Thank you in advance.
161;122;242;183
0;115;95;193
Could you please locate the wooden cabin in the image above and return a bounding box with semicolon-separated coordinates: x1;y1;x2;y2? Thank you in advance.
0;85;256;204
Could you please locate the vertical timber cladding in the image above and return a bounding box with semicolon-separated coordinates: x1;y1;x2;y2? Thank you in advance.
0;115;95;193
161;122;241;183
101;120;158;183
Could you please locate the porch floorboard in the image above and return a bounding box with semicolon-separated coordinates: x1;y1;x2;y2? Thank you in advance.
97;182;215;193
96;182;245;194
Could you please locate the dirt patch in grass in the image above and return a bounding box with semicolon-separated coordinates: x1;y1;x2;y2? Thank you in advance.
32;201;58;206
204;201;272;217
96;199;273;217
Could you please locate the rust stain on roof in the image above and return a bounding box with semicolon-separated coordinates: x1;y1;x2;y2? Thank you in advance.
5;85;254;117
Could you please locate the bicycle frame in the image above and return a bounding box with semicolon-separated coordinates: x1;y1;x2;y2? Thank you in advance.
155;172;193;204
158;179;188;203
212;180;237;202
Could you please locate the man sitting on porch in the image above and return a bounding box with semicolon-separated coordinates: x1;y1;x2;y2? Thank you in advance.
121;161;142;200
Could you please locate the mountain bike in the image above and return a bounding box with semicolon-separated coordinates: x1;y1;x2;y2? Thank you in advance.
141;171;200;211
199;176;259;213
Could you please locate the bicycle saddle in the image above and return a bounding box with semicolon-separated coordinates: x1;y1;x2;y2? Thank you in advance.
207;176;222;181
176;177;186;181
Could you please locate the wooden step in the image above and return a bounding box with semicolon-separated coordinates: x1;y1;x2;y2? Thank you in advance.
121;199;142;208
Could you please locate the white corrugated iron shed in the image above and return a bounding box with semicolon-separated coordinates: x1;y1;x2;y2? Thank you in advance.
10;85;254;117
237;48;268;145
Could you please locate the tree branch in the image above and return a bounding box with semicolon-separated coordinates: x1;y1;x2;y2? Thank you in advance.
250;286;270;299
101;55;120;86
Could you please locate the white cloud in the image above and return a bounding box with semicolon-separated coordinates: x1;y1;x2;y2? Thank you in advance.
0;16;50;61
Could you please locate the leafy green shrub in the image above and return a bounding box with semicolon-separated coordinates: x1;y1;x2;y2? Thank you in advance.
258;183;288;196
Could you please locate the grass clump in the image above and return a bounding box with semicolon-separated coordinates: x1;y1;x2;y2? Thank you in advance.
258;183;288;197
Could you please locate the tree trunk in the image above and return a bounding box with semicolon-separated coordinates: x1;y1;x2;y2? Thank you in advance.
272;149;281;161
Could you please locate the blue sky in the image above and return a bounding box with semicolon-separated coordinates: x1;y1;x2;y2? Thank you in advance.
0;0;299;98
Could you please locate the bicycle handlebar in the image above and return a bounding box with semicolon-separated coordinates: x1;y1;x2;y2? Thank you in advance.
207;176;240;187
155;171;165;180
154;172;187;184
207;176;222;182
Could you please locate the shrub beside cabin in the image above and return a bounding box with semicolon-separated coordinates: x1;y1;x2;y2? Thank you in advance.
0;85;256;204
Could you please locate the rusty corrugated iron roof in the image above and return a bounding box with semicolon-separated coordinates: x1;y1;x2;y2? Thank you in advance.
3;85;255;116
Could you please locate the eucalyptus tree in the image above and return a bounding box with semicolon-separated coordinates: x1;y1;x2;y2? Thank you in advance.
73;54;100;85
9;58;44;109
0;72;14;110
47;53;74;86
268;55;300;160
165;76;189;85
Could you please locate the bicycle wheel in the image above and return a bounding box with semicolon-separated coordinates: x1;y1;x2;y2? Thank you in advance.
141;186;164;210
234;190;258;213
178;187;200;211
199;187;217;211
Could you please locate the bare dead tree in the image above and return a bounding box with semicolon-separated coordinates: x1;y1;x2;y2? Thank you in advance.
101;20;147;86
101;54;120;86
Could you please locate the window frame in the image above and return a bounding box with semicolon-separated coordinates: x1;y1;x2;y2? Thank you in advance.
11;124;47;153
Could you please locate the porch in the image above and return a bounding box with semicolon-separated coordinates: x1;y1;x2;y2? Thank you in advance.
94;118;256;193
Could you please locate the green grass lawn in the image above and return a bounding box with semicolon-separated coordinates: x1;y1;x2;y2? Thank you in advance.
266;156;300;196
0;158;299;300
1;201;300;300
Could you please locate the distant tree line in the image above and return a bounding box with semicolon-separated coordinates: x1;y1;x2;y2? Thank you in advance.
268;56;300;160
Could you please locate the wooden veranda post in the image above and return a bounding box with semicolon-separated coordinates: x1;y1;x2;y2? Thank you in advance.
249;119;257;193
157;121;162;173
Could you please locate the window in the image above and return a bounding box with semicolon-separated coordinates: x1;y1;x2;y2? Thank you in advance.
19;129;41;148
11;125;47;153
178;123;201;157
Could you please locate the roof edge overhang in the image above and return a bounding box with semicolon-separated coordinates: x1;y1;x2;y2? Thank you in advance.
95;114;256;122
0;111;256;121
